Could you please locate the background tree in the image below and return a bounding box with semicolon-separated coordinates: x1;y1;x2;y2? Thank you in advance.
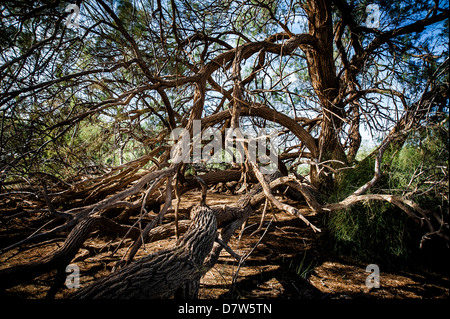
0;0;448;298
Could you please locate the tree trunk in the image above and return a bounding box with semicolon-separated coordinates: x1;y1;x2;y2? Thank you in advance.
0;216;98;292
304;0;347;194
71;204;217;299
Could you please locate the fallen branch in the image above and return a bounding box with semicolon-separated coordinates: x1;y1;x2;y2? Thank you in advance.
121;175;174;266
250;164;321;232
0;165;178;255
71;204;217;299
0;216;98;293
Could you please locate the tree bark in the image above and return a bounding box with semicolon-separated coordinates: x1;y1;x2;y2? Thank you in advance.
71;204;217;299
304;0;346;193
0;216;98;292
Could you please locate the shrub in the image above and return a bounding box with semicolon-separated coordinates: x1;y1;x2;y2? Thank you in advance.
326;202;414;266
325;118;449;267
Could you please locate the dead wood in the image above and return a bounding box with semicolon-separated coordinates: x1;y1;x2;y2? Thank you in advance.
0;165;178;255
71;204;217;299
120;176;174;266
0;216;98;292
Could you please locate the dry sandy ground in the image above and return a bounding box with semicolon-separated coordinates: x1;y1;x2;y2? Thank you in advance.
1;191;448;299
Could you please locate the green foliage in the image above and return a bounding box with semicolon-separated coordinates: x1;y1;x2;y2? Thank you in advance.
390;123;449;195
326;118;449;265
286;251;318;280
332;154;375;202
327;202;413;265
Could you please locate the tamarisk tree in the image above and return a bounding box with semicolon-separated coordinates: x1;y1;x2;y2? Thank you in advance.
0;0;448;298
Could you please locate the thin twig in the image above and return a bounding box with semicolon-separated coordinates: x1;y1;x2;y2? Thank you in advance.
229;217;274;295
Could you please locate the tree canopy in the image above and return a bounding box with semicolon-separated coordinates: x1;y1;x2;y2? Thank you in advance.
0;0;448;299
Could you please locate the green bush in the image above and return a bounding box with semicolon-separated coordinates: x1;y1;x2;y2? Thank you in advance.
326;202;413;265
325;118;449;266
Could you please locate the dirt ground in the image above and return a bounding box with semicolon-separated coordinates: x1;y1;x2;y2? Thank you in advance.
1;191;449;299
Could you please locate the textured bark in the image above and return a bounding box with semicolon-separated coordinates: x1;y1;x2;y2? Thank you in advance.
71;204;217;299
304;0;346;193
